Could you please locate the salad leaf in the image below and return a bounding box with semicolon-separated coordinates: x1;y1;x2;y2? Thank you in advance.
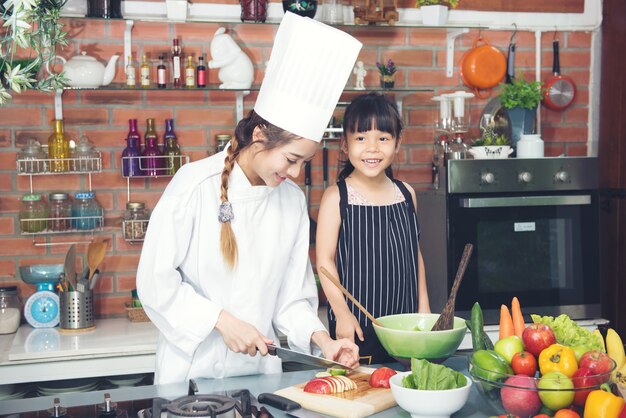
531;314;604;352
402;358;467;390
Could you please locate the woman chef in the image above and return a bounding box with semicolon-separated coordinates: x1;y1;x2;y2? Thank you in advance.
136;13;363;385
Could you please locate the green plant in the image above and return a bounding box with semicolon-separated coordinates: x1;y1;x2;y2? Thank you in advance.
0;0;69;105
416;0;459;8
376;59;396;76
473;126;510;147
498;76;545;110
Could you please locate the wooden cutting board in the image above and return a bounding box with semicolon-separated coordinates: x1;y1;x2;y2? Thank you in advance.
273;367;397;418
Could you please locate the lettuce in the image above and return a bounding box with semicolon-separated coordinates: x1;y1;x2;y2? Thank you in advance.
402;358;467;390
531;314;604;352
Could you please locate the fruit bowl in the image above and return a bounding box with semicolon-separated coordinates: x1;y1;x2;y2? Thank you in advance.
389;371;472;418
19;264;64;285
468;355;616;416
373;313;466;364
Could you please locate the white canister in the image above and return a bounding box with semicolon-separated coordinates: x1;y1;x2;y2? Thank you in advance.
517;134;544;158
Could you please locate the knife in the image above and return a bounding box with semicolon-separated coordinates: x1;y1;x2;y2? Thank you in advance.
64;244;76;289
266;344;351;371
258;393;325;418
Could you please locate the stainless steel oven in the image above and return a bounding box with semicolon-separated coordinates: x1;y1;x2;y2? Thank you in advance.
418;157;600;325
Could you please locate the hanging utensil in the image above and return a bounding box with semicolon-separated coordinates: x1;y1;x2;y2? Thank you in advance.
459;35;507;99
543;38;576;111
431;243;473;331
87;239;108;281
319;266;383;327
63;244;76;288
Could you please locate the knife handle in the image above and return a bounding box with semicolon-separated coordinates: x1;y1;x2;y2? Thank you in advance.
258;393;301;411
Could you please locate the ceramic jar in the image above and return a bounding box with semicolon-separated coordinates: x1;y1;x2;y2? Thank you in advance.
517;134;544;158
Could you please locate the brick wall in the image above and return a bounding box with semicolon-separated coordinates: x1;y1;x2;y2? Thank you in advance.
0;18;592;317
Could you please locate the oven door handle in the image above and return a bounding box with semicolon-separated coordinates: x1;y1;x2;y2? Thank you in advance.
459;195;592;208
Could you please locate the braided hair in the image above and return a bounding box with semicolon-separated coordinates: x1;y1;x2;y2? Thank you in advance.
219;110;302;269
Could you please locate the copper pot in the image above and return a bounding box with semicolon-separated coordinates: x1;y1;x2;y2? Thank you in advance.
459;36;506;99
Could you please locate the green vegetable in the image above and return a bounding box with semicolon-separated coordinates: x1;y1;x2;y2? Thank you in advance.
470;349;512;396
531;314;604;352
402;358;467;391
470;302;485;351
328;367;347;376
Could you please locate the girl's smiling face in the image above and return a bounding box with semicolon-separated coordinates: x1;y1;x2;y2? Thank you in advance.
343;124;400;179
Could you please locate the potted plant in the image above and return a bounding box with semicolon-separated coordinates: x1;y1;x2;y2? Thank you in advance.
498;76;545;146
376;59;396;89
416;0;459;25
468;126;513;159
0;0;68;105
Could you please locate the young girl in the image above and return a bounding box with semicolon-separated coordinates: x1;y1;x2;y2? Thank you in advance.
316;92;431;364
136;12;362;384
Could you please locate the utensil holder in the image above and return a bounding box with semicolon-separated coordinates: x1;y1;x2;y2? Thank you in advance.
60;290;94;330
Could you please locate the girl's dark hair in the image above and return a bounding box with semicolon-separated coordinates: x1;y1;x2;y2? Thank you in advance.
220;110;301;268
337;92;402;181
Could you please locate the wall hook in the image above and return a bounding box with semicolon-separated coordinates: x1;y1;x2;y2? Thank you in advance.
510;23;517;43
553;26;558;40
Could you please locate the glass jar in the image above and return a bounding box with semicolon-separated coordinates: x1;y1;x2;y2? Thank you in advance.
19;193;48;233
16;140;48;174
72;191;102;230
215;134;232;153
48;192;72;232
0;286;21;335
73;136;99;172
123;201;150;240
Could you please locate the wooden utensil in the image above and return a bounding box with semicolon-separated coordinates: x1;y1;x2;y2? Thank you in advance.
431;243;474;331
87;239;109;281
319;266;383;327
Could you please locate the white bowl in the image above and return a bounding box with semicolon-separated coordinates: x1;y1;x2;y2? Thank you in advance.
389;371;472;418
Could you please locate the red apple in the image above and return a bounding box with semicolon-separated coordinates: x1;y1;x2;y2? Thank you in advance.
579;350;614;375
501;375;542;417
511;351;538;376
571;367;601;407
303;378;332;394
368;366;397;388
522;324;557;357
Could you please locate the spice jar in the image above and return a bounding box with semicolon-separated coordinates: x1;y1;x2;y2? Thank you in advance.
72;191;102;230
16;140;47;174
73;136;99;172
19;193;48;233
123;202;149;240
215;134;232;153
48;192;72;232
0;286;21;335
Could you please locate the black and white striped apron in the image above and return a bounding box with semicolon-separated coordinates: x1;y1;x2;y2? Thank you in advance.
328;179;421;364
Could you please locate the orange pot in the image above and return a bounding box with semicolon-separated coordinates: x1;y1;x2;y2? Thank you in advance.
460;36;506;99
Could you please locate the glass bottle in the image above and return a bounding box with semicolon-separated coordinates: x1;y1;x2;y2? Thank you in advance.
48;119;70;172
124;201;150;241
157;55;166;89
17;139;47;174
197;56;206;88
74;136;99;172
19;193;48;233
163;118;182;175
48;192;72;232
123;118;143;177
0;286;21;335
72;191;102;230
142;118;163;176
171;39;182;88
216;134;232;153
140;55;151;88
126;55;136;88
185;56;195;88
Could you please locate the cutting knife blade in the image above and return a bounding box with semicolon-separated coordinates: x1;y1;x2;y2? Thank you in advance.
258;393;325;418
266;344;351;371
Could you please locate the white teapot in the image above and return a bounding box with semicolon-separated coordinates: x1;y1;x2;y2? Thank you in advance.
48;52;120;88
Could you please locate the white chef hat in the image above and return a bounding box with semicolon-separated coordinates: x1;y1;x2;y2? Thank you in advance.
254;12;362;142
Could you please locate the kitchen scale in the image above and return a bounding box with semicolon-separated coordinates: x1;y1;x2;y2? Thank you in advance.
19;265;62;328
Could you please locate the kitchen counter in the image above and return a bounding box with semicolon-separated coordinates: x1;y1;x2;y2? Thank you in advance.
0;355;490;417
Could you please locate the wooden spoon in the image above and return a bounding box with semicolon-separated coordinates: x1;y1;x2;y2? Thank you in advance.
319;266;384;327
87;239;109;280
431;243;474;331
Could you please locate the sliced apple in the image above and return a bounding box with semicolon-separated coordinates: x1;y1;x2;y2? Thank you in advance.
303;378;332;394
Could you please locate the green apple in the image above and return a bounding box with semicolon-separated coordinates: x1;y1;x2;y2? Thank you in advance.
538;371;574;410
494;335;524;364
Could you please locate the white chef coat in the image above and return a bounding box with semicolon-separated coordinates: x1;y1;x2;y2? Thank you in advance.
136;150;326;384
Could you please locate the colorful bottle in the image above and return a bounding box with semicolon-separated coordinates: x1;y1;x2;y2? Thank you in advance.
140;55;151;88
171;39;182;88
163;119;182;175
197;56;206;88
185;56;195;88
157;56;167;89
122;118;142;177
48;119;70;172
125;55;136;88
142;118;163;176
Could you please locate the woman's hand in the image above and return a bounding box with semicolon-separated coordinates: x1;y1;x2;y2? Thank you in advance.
335;313;364;342
215;310;273;356
312;331;360;369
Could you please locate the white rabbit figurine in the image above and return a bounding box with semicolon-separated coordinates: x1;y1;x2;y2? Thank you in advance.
208;27;254;89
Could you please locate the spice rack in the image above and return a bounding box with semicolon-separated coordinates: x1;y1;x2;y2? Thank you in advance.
121;154;190;243
17;151;104;246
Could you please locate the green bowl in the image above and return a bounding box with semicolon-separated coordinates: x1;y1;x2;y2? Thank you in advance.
373;313;467;363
